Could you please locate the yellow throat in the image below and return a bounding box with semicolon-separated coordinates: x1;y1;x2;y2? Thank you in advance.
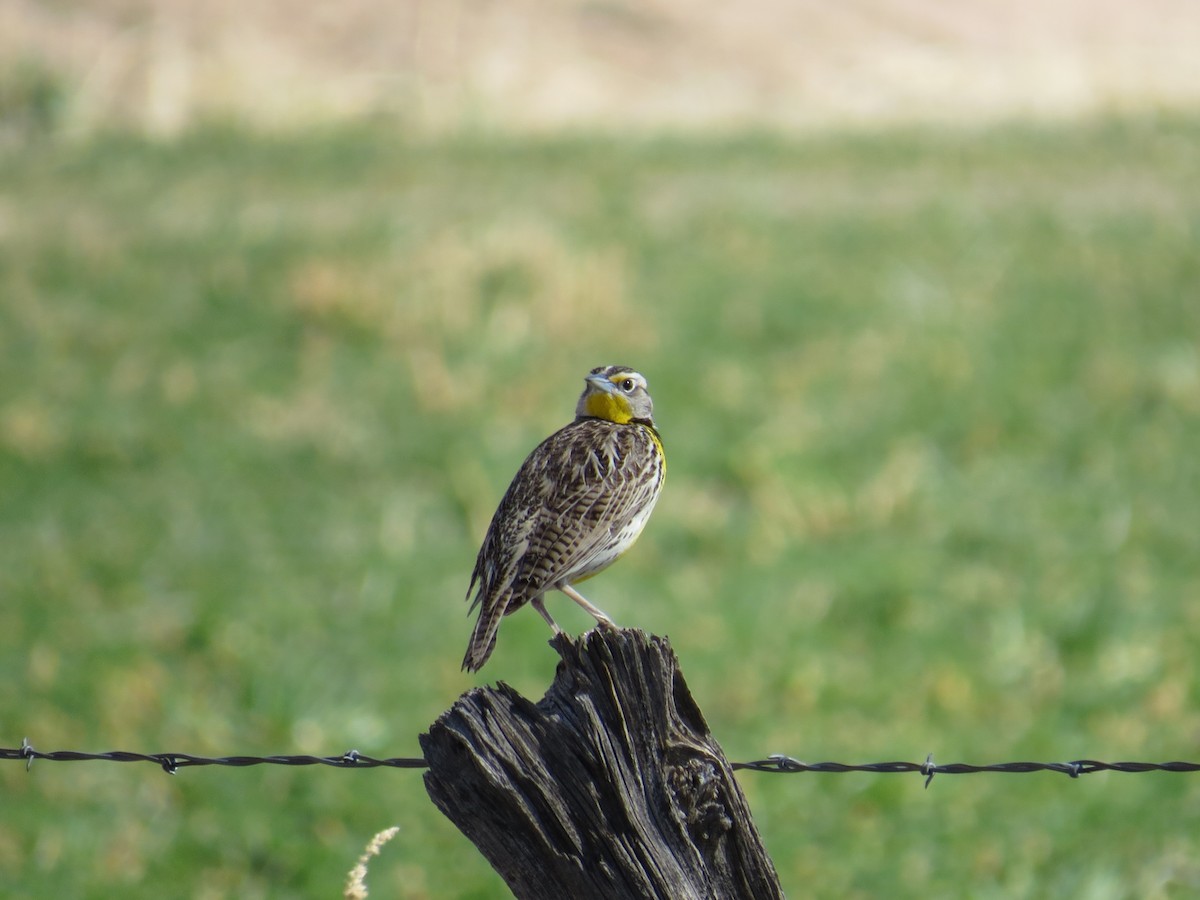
582;391;635;424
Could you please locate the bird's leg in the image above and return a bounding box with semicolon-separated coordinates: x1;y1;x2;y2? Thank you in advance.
530;596;563;634
559;584;618;630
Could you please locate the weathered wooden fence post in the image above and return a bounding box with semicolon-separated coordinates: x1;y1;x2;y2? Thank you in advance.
420;628;784;899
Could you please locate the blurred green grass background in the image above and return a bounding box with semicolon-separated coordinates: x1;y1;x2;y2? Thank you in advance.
2;115;1199;898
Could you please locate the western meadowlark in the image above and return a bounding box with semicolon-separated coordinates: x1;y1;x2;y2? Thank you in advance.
462;365;666;672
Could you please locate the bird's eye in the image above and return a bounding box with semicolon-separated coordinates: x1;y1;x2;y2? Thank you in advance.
619;378;636;393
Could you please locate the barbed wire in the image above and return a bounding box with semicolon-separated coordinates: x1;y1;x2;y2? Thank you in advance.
3;739;426;774
731;754;1200;788
6;740;1199;787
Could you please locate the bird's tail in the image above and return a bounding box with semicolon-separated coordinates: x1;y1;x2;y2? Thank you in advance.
462;594;505;672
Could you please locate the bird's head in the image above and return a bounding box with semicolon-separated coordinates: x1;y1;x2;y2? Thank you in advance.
575;365;655;426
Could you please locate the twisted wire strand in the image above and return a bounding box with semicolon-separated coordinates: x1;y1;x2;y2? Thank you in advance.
5;739;426;774
6;740;1199;785
730;753;1200;787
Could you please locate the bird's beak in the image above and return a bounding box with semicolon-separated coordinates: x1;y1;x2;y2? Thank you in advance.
585;373;616;393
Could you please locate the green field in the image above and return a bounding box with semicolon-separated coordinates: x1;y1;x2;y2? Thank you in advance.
3;114;1199;898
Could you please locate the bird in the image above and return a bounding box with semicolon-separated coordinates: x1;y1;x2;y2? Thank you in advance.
462;365;666;672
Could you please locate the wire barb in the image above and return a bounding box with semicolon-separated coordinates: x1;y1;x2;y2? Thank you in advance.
21;737;35;772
